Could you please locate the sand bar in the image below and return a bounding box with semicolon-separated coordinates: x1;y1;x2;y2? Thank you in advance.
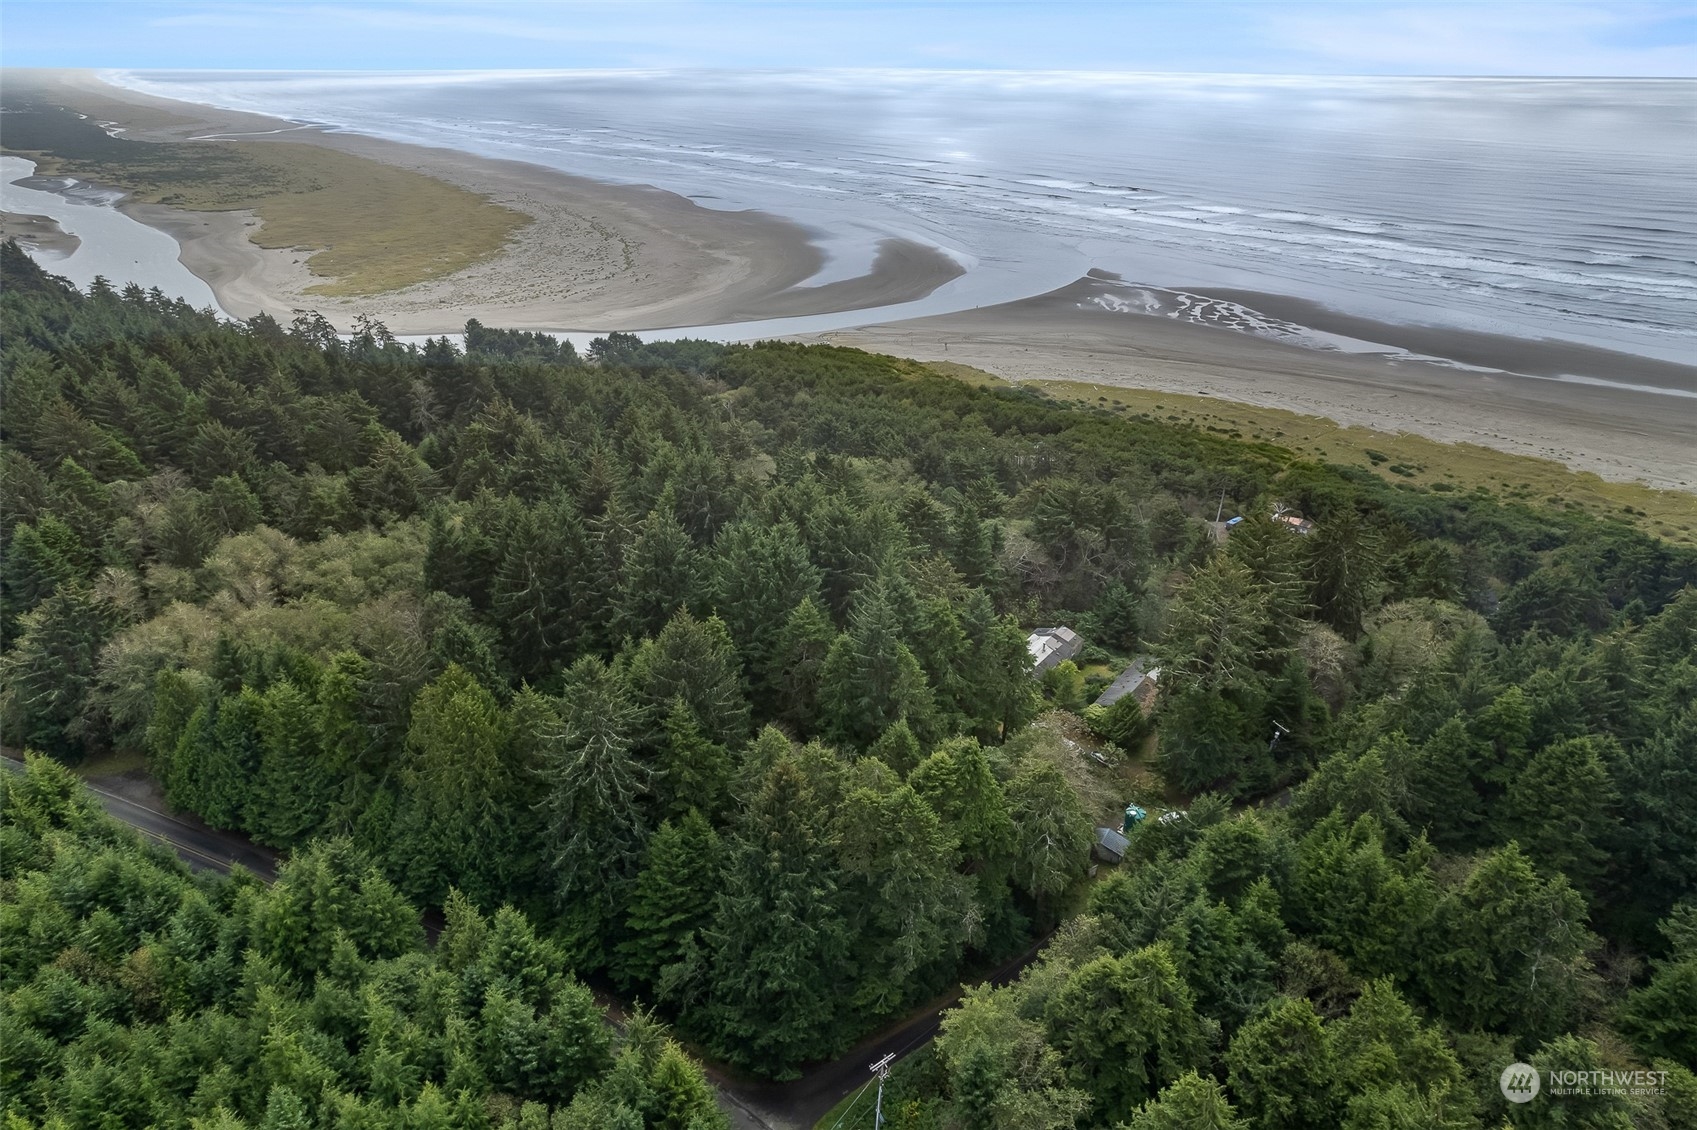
6;72;1690;495
5;70;962;333
788;276;1697;493
0;210;80;257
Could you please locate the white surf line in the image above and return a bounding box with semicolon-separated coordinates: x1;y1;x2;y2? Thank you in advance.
186;124;319;141
1532;372;1697;401
1087;285;1697;401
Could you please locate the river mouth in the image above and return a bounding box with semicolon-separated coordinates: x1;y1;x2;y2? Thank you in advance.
0;154;225;312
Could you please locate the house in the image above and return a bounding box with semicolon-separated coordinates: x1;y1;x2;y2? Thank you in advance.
1027;626;1082;673
1095;659;1160;710
1093;826;1130;864
1132;667;1161;711
1274;513;1316;535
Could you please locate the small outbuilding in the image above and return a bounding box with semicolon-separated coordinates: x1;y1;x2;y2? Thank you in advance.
1027;626;1082;673
1274;513;1316;535
1093;826;1130;864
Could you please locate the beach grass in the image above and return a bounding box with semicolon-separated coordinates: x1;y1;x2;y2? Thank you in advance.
1;83;527;296
1027;378;1697;546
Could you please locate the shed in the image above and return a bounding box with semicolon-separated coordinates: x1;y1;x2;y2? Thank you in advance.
1027;626;1083;673
1093;826;1130;864
1274;513;1316;535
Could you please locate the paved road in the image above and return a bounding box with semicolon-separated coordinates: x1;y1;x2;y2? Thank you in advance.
726;933;1052;1129
2;752;1049;1129
1;753;279;878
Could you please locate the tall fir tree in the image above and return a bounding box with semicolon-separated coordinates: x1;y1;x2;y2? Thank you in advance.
615;810;724;1001
701;758;851;1076
540;657;651;952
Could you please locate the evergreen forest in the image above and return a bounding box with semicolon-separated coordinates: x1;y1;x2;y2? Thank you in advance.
2;242;1694;1128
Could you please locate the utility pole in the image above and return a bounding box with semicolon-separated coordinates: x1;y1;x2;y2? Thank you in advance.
870;1053;895;1129
1214;489;1226;524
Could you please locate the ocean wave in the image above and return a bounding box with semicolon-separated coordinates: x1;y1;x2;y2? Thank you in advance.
99;68;1697;366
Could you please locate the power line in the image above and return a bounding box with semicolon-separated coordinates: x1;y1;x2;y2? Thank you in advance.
825;1078;875;1130
871;1053;895;1129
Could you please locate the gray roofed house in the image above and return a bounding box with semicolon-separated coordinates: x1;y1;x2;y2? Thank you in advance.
1095;658;1161;710
1027;626;1082;674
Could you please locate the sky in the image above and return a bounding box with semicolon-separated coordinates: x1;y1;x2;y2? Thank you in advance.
2;0;1694;76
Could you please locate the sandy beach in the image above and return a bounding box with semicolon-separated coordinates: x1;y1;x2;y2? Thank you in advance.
787;275;1697;492
6;72;1690;495
0;209;80;256
10;70;961;333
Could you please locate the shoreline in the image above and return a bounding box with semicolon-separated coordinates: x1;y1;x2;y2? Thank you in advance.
10;69;963;333
0;209;80;256
7;70;1690;494
784;278;1697;493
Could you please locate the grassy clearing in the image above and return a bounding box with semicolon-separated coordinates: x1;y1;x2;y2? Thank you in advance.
1030;379;1697;548
1;85;527;296
919;359;1013;388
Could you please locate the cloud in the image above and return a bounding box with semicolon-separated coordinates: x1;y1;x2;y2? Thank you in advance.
1257;1;1697;76
6;0;1695;74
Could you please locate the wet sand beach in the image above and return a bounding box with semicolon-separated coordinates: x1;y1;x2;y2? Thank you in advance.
0;210;80;256
4;71;1690;493
787;276;1697;492
5;70;961;333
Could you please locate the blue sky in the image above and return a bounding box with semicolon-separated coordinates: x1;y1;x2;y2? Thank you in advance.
3;1;1694;75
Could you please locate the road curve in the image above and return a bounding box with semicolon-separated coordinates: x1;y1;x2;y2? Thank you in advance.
1;752;1050;1129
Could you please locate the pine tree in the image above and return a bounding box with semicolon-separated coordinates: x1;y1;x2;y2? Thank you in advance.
540;657;651;930
1501;734;1622;893
618;506;701;643
205;687;266;831
1404;717;1485;848
1224;996;1339;1130
837;782;975;1017
706;519;821;700
1306;510;1384;640
817;580;937;750
1126;1072;1247;1130
702;759;851;1076
491;498;591;679
629;611;751;748
648;1041;727;1130
655;699;731;823
391;665;516;908
765;596;836;733
909;738;1016;875
615;811;724;999
1006;760;1091;905
867;718;922;777
254;680;330;848
0;586;112;761
0;518;80;628
1417;843;1591;1039
1045;944;1211;1123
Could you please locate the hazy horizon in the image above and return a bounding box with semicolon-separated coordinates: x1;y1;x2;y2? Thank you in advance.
4;1;1695;77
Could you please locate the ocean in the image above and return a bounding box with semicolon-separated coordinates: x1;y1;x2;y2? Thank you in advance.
105;70;1697;368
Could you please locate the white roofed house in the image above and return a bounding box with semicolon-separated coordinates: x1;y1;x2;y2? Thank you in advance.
1026;626;1082;674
